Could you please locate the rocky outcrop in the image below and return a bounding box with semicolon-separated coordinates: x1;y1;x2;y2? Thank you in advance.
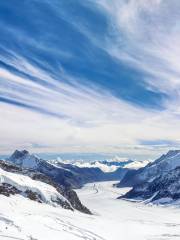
0;183;20;196
61;187;91;214
24;190;43;203
0;160;22;173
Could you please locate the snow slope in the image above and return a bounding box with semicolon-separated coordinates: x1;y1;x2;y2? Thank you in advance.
0;181;180;240
0;167;69;207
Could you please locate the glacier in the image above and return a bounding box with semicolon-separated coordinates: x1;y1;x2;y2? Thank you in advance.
0;181;180;240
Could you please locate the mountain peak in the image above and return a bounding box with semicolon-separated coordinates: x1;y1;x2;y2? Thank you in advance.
8;150;39;169
166;150;180;157
11;150;29;159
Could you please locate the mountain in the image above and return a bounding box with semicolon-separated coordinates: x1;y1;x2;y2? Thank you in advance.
47;159;129;184
117;150;180;188
118;150;180;205
60;157;149;172
8;150;130;188
122;159;150;170
69;158;134;173
0;159;91;214
119;166;180;205
8;150;87;188
9;149;41;168
115;169;138;188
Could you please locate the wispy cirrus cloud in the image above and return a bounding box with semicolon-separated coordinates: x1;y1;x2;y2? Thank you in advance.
1;56;180;157
0;0;180;158
90;0;180;96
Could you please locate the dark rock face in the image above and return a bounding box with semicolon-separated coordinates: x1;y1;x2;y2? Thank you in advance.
115;169;139;188
9;150;29;160
0;160;22;173
0;183;20;196
61;187;91;214
25;190;43;203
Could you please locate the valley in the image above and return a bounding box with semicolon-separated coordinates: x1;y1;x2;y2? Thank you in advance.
0;181;180;240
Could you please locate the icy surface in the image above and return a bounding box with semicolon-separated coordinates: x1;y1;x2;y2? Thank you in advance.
0;181;180;239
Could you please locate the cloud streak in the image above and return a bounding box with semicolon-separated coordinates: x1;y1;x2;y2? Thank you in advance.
1;1;180;158
91;0;180;96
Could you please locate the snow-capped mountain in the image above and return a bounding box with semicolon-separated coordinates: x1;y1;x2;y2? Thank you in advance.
53;157;149;173
8;150;131;188
123;159;150;170
120;166;180;205
3;155;91;214
118;150;180;188
119;150;180;205
71;157;133;172
8;150;84;188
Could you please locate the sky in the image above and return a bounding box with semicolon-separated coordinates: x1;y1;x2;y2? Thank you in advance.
1;0;180;159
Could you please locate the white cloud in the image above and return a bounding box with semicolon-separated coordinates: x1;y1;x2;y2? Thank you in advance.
1;61;180;157
1;2;180;158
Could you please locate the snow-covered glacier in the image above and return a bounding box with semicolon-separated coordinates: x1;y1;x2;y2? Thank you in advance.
0;181;180;240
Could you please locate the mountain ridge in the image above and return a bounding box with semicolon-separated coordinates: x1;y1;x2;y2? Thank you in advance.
8;149;131;188
119;150;180;205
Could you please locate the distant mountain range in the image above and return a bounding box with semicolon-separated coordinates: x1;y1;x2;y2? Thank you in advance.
118;150;180;205
56;156;149;172
8;150;145;188
0;149;146;215
3;149;180;209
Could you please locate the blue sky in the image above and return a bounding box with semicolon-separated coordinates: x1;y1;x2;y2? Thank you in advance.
0;0;180;159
